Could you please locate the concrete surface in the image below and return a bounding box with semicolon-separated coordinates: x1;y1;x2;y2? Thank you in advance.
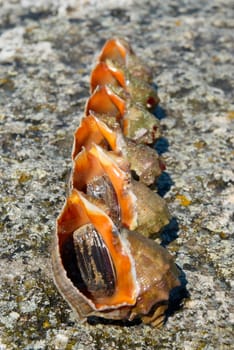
0;0;233;349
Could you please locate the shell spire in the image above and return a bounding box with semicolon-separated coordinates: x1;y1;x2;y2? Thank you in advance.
52;38;182;327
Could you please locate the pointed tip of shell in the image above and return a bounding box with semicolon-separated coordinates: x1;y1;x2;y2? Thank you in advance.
85;85;125;119
99;37;131;65
72;114;120;159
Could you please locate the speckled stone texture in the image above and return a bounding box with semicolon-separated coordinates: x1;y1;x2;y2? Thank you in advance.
0;0;233;349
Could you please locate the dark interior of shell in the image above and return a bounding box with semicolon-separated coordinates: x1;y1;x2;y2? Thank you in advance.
73;224;116;299
52;37;186;327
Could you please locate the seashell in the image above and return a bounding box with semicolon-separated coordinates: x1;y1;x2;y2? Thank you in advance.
90;60;160;109
72;113;126;158
72;113;164;185
122;102;161;144
86;85;161;144
70;144;170;236
52;190;180;326
86;84;126;119
52;38;182;327
131;180;170;237
125;140;165;185
71;144;137;230
98;37;153;83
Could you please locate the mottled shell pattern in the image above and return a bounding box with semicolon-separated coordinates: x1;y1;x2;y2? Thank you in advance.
52;38;181;327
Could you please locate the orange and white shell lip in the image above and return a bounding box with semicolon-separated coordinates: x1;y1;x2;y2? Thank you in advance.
72;113;126;160
85;85;126;120
71;144;138;230
53;189;138;310
98;38;131;66
90;61;126;93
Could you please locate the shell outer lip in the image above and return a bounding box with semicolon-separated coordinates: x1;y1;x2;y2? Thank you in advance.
54;189;139;312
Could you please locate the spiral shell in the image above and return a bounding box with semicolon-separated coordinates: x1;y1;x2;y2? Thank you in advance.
52;37;181;327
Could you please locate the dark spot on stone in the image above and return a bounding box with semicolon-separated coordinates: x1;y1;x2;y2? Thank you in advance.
170;87;193;98
183;263;197;272
110;8;130;22
210;78;233;95
68;18;86;24
20;10;54;22
207;178;229;193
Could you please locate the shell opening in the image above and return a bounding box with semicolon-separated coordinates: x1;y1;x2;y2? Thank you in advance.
73;224;116;300
71;145;138;230
57;190;137;309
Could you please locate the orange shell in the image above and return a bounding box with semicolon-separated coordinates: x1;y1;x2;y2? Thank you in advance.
99;38;130;65
98;38;153;83
72;113;163;187
85;85;160;145
86;85;126;119
55;189;137;309
72;114;124;159
90;61;126;93
90;59;159;110
71;144;137;230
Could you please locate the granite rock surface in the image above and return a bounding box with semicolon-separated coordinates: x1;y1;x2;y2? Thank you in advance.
0;0;233;349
